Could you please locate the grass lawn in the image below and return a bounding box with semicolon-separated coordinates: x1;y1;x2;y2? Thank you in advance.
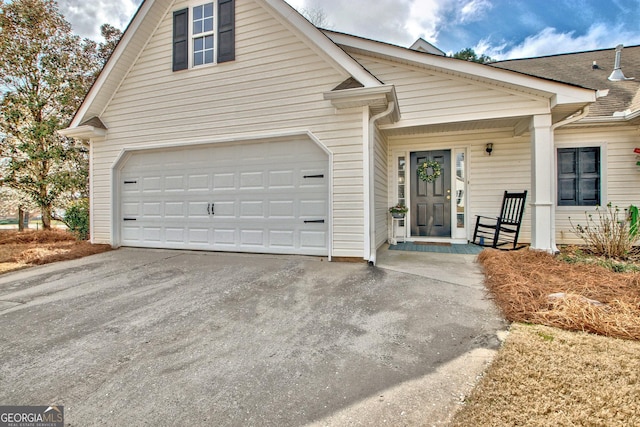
451;249;640;426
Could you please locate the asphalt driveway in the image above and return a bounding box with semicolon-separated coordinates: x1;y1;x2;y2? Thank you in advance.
0;248;505;426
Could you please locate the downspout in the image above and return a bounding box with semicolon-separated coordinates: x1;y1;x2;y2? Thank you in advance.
548;106;590;252
367;101;396;265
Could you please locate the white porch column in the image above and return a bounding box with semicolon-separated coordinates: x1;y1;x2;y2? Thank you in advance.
529;114;556;252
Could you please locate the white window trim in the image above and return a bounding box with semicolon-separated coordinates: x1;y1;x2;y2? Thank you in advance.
189;1;218;69
555;141;607;212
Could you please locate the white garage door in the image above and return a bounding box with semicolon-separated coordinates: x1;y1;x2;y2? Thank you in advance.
119;138;329;256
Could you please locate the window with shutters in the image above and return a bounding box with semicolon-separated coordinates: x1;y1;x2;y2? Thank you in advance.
557;147;601;206
173;0;235;71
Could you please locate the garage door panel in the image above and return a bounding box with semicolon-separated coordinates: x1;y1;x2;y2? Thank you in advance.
300;200;327;217
188;228;209;244
300;231;327;249
269;230;295;248
241;230;264;246
165;202;186;217
165;175;185;191
142;176;162;192
269;201;294;218
239;201;264;218
165;228;185;243
213;228;236;245
268;170;295;188
120;138;328;256
188;202;210;218
240;172;265;189
213;173;235;190
143;202;162;217
143;227;162;242
188;174;209;191
122;179;140;192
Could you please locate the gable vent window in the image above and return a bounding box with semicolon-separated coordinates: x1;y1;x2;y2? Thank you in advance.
173;0;235;71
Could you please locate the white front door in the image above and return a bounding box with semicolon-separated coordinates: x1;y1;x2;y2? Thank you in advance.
118;138;329;256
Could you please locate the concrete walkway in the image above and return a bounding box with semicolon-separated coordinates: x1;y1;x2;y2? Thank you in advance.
0;247;506;426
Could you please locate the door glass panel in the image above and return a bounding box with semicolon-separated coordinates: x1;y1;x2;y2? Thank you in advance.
397;157;406;206
455;152;465;228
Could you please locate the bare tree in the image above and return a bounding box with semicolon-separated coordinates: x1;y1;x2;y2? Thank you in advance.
301;7;331;28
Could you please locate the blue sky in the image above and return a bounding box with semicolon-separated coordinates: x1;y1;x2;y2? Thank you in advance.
59;0;640;59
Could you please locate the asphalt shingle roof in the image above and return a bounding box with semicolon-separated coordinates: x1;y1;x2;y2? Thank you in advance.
491;45;640;118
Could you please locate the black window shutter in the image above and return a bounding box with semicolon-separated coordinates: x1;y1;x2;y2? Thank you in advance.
217;0;235;63
173;9;189;71
557;148;577;206
577;147;600;206
557;147;600;206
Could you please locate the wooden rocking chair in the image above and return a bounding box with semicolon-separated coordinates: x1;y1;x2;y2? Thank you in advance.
472;191;528;250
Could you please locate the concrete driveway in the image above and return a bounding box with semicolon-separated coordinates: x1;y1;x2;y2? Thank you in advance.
0;248;505;426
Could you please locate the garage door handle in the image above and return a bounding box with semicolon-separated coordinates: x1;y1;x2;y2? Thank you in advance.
207;203;210;215
211;203;215;215
304;174;324;179
304;219;325;224
123;218;136;221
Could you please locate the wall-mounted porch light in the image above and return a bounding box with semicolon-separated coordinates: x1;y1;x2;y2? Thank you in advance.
486;142;493;155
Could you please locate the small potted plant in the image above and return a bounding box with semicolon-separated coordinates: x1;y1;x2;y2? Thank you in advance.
389;204;408;218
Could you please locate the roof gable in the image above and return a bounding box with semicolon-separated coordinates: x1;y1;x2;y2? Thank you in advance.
68;0;381;130
323;30;597;107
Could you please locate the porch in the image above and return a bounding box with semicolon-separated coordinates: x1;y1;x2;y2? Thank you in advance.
377;115;564;253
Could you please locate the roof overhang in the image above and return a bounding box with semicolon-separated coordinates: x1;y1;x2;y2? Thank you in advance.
324;30;598;120
323;85;401;123
58;125;107;140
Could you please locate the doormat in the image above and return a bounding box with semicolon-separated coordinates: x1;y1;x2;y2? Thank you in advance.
414;241;451;246
389;242;483;254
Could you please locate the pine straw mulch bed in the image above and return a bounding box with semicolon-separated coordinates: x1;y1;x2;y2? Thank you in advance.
478;248;640;341
450;249;640;426
0;230;111;274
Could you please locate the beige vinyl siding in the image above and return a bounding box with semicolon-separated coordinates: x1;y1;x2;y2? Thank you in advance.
92;0;366;257
353;54;549;126
374;126;389;248
555;125;640;244
388;129;532;242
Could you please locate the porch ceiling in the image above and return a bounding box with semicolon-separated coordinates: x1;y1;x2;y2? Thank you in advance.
381;116;525;137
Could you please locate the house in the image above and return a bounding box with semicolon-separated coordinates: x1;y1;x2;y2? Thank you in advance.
61;0;639;263
491;45;640;245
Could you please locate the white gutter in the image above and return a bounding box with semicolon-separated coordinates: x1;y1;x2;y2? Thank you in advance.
552;106;590;131
366;101;396;265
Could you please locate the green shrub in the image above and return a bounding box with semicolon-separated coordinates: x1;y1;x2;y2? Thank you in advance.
64;198;90;240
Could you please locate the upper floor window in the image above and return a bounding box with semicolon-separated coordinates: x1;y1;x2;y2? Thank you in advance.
192;3;214;66
557;147;600;206
173;0;235;71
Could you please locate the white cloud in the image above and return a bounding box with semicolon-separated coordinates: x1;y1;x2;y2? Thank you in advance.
58;0;141;41
459;0;492;23
405;0;442;44
479;23;640;60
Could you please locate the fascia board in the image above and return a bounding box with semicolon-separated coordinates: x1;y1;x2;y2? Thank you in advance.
58;125;107;139
326;31;597;105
